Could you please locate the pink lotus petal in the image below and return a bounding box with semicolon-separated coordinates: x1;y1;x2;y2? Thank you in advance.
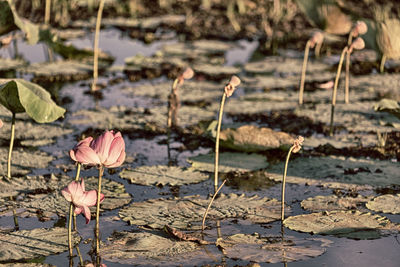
317;80;334;89
91;131;114;164
68;181;84;201
61;187;72;202
83;189;98;207
74;146;101;165
103;136;125;167
105;150;125;168
74;206;83;215
82;205;92;224
100;193;105;203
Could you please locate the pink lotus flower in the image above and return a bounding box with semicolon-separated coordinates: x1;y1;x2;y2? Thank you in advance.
61;179;104;224
70;130;126;168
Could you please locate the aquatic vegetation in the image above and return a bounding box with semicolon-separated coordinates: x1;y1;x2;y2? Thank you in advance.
281;136;303;221
376;18;400;73
298;31;324;105
329;37;365;136
0;79;65;179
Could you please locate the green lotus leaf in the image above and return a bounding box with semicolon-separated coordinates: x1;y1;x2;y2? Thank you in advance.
216;233;332;263
0;227;80;262
0;79;65;122
366;194;400;214
284;210;400;239
374;98;400;119
7;0;40;44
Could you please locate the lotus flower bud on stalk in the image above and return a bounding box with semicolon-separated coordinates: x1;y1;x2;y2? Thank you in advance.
346;22;368;104
330;37;364;136
69;130;125;256
214;76;240;192
298;31;324;105
168;67;194;129
281;136;304;221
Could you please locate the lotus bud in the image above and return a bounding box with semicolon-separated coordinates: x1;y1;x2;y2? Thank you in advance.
178;67;194;85
224;75;241;97
349;37;365;53
309;31;324;48
292;136;304;153
352;21;368;37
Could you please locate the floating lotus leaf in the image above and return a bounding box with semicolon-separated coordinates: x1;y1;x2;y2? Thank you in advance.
119;165;210;186
284;210;400;239
0;147;53;179
216;233;332;263
101;231;210;266
208;124;294;152
122;80;221;103
374;99;400;119
20;176;131;218
119;193;283;230
188;152;268;173
301;195;373;212
351;74;400;96
0;58;26;72
0;79;65;123
162;40;234;59
0;227;80;261
0;264;54;267
216;98;295;115
366;194;400;214
193;63;240;80
267;156;399;188
18;61;93;82
244;57;330;75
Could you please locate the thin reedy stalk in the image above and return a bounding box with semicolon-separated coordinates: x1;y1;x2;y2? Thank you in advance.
68;163;81;256
345;33;354;104
76;246;84;267
167;78;179;129
299;40;311;105
45;0;51;25
330;47;348;136
7;113;16;179
91;0;105;92
95;165;104;255
281;146;294;221
202;179;227;231
380;54;387;73
214;93;227;193
315;41;322;58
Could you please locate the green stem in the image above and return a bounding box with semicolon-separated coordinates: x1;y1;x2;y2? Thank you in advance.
330;47;348;136
7;113;16;179
91;0;105;92
202;179;227;231
281;146;294;221
380;54;387;73
214;93;227;193
68;163;81;257
95;165;104;255
299;40;311;105
76;246;84;267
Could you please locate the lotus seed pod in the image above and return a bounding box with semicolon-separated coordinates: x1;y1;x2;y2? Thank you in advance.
224;75;241;97
229;75;241;87
309;31;324;48
181;67;194;80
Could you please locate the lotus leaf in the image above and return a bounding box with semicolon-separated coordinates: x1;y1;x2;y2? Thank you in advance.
267;156;400;187
119;193;283;230
188;152;268;173
0;148;53;180
0;227;80;261
119;165;210;186
284;210;400;239
374;99;400;119
366;194;400;214
101;231;204;265
20;176;131;218
208;124;294;152
193;63;240;80
0;58;26;72
0;79;65;123
0;264;54;267
216;233;332;263
301;195;373;212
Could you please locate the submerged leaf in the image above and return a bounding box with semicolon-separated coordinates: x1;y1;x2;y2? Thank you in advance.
216;233;332;263
0;228;80;261
0;79;65;122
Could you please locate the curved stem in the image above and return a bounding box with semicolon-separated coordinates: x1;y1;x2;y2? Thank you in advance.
91;0;105;92
315;41;322;58
281;146;294;221
76;246;84;267
214;93;227;193
202;179;226;231
330;47;348;136
7;113;16;179
95;165;104;255
380;54;387;73
68;163;81;257
299;40;311;105
345;50;351;104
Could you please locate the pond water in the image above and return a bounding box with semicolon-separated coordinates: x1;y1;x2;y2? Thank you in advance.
0;16;400;267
